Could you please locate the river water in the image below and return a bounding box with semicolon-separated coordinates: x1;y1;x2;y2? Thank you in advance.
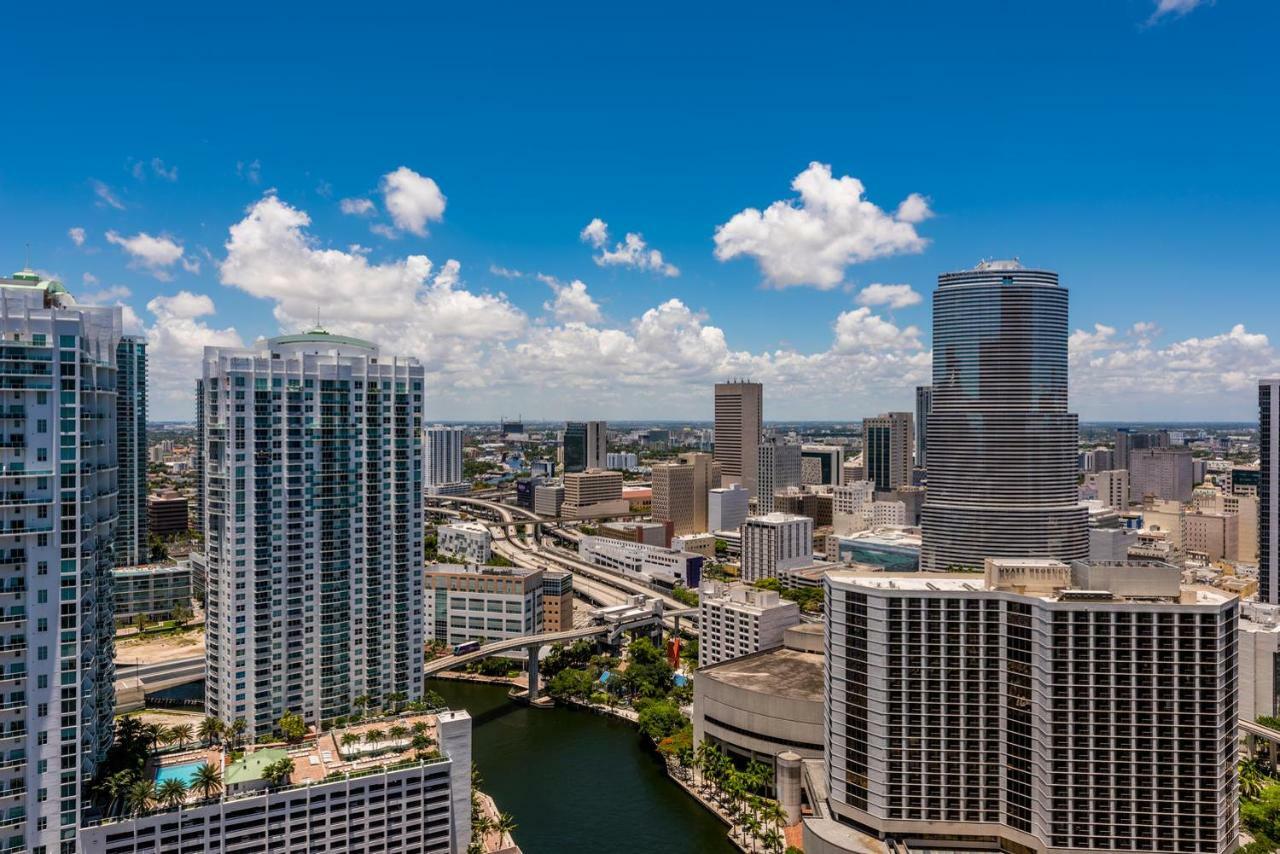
426;678;734;854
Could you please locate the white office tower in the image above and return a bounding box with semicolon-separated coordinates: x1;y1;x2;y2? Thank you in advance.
81;709;475;854
819;560;1238;854
201;330;425;739
424;424;466;495
741;513;812;582
709;484;749;533
0;271;121;854
832;480;876;534
757;438;802;514
921;261;1087;570
1097;468;1130;510
698;580;800;667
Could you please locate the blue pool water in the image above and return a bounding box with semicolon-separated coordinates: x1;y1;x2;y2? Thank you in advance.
155;761;203;787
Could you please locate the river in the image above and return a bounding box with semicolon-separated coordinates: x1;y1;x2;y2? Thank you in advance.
426;678;735;854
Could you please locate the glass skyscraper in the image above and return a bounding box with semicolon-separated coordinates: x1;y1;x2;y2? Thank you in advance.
113;336;147;566
920;261;1087;571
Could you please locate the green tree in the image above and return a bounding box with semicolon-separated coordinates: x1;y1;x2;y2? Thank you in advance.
547;668;595;701
278;711;307;744
168;723;194;750
198;716;222;746
125;779;155;816
636;699;688;743
191;763;222;800
364;728;386;749
157;778;188;809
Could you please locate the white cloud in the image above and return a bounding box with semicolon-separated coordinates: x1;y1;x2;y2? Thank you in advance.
855;283;922;310
579;218;679;276
90;180;125;210
1070;321;1278;418
380;166;446;236
181;255;202;275
340;197;376;216
1148;0;1211;23
894;193;933;224
713;162;930;289
539;275;603;324
68;227;86;247
82;272;98;286
145;291;244;409
219;195;526;388
105;230;187;279
369;223;398;240
832;307;923;353
580;218;608;249
489;264;524;279
81;284;131;304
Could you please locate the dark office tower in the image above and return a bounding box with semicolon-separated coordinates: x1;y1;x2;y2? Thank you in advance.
115;335;148;565
1114;427;1169;471
561;420;606;473
1262;380;1278;603
920;261;1087;571
915;385;931;468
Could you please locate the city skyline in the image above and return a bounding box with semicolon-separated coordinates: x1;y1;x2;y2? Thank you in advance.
6;0;1277;425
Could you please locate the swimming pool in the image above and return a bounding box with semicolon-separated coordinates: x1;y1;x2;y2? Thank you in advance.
155;761;204;787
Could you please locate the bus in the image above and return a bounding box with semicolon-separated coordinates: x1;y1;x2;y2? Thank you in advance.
452;640;481;655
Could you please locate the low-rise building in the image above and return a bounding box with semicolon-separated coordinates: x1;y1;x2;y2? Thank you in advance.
148;489;189;536
424;563;544;646
533;483;565;516
693;623;824;769
741;513;813;582
563;469;628;518
81;710;475;854
112;560;194;626
597;520;671;547
698;580;801;667
578;535;703;589
672;532;716;559
542;570;574;631
1242;602;1280;721
436;521;493;564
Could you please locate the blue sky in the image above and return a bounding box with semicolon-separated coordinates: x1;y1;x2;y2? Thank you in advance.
4;0;1277;421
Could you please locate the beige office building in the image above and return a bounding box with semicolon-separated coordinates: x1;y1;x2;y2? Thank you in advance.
715;380;763;496
1097;468;1130;510
653;452;721;535
562;469;628;518
1185;510;1239;563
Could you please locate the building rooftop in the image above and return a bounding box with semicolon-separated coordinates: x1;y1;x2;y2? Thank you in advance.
224;747;290;786
700;645;823;702
425;562;540;579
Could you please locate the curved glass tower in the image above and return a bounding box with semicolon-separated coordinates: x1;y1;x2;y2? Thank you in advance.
920;260;1087;570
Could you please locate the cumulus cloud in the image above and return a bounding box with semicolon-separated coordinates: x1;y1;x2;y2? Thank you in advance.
1148;0;1211;23
832;307;923;352
81;284;132;304
91;180;125;210
713;162;930;289
68;227;86;247
105;230;189;280
219;195;525;387
1070;321;1279;418
82;272;98;286
145;291;244;409
340;197;376;216
539;275;603;324
855;283;922;310
380;167;446;236
579;218;678;276
489;265;524;279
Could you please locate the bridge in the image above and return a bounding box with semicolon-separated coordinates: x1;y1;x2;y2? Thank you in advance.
115;656;205;712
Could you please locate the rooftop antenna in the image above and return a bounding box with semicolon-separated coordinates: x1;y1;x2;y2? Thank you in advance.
24;243;30;271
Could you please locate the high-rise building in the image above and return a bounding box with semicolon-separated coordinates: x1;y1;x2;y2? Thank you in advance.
652;452;721;535
0;270;121;853
1097;468;1130;510
192;377;205;535
820;560;1238;853
757;438;802;514
1114;427;1170;472
424;424;466;495
562;468;627;518
714;380;763;496
201;330;425;738
862;412;912;492
1262;379;1279;603
561;420;607;473
115;335;148;565
697;580;800;667
920;261;1087;571
800;444;845;487
1130;447;1194;504
709;484;749;533
914;385;931;468
741;512;813;582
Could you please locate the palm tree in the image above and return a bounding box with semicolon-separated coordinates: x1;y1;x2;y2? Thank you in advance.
263;758;294;787
116;715;145;747
495;812;517;841
229;718;247;749
157;778;188;809
388;724;409;744
386;691;406;713
143;723;166;752
198;716;222;747
169;723;194;750
761;827;783;854
760;798;788;832
98;769;137;811
340;732;360;752
743;813;762;853
411;721;429;736
125;779;155;816
353;694;371;717
191;763;222;801
364;728;386;750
